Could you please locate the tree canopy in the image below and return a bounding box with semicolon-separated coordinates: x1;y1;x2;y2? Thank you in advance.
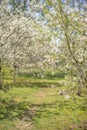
0;0;87;93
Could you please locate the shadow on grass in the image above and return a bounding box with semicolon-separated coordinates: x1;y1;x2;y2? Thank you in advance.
0;93;87;125
0;97;67;121
14;82;61;88
0;97;59;120
0;97;32;120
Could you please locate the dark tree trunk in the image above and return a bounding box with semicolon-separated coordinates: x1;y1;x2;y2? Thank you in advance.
13;62;17;84
0;58;3;89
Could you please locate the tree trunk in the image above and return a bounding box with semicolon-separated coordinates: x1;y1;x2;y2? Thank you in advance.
0;58;3;89
13;62;17;84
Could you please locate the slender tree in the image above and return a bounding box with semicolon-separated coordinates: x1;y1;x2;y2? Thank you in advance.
42;0;87;93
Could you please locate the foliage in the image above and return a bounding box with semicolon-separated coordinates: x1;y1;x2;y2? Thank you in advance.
41;0;87;92
0;0;56;89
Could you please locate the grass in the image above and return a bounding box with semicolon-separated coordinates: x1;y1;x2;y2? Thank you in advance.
0;78;87;130
0;67;87;130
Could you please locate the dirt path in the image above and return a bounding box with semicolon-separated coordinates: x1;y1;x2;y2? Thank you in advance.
15;88;48;130
16;119;33;130
36;90;45;98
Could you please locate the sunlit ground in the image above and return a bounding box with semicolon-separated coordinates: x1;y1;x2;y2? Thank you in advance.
0;77;87;130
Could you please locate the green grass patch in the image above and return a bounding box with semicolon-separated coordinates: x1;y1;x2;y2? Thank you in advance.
0;78;87;130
